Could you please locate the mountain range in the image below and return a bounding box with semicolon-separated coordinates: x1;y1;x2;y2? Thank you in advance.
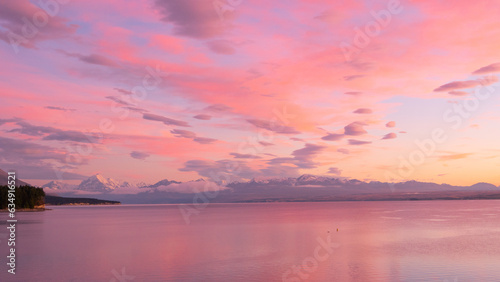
2;168;499;204
0;169;30;186
34;172;500;204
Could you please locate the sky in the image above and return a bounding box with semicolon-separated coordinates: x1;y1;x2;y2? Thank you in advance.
1;0;500;186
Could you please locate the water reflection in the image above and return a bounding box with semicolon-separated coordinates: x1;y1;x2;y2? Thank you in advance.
2;200;500;281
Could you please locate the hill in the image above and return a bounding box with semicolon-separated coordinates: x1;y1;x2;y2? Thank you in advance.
45;195;120;206
0;169;30;186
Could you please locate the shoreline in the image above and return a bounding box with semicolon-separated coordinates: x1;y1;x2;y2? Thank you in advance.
0;208;50;212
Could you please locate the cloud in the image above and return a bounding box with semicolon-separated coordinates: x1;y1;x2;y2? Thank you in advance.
353;108;372;114
45;106;75;112
344;91;362;96
291;143;326;168
267;157;295;165
193;137;217;144
321;133;344;141
259;141;274;146
8;121;58;136
381;133;397;140
247;119;300;134
348;139;372;145
230;153;261;159
170;129;197;138
434;76;498;92
78;54;117;67
386;121;396;128
327;167;342;175
105;96;134;106
346;59;373;71
259;164;300;178
43;131;99;143
130;151;150;160
7;121;98;143
114;88;132;95
154;0;229;38
156;181;228;194
344;121;367;136
472;63;500;74
169;129;215;144
205;104;232;112
344;75;364;81
60;51;117;67
0;118;21;126
143;113;190;127
124;106;148;113
0;136;86;166
448;91;468;96
3;164;87;181
179;159;257;181
0;0;77;50
207;40;235;54
314;9;340;23
266;143;326;169
247;68;263;79
438;153;472;162
193;114;212;120
337;148;349;154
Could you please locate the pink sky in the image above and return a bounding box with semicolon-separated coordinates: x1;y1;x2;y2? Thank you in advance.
1;0;499;186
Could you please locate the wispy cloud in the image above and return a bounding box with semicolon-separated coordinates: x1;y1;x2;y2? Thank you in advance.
472;63;500;74
348;139;371;145
130;151;150;160
247;119;300;134
381;133;397;140
143;113;190;127
438;153;472;162
434;76;498;92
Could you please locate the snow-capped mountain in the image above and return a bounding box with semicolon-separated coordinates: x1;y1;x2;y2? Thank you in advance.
42;181;76;190
147;179;181;188
136;182;151;188
249;177;297;186
76;174;124;192
244;175;351;186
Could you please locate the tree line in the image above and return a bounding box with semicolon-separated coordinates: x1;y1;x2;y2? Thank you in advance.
0;185;45;209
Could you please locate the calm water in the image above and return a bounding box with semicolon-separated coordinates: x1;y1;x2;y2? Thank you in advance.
1;200;500;281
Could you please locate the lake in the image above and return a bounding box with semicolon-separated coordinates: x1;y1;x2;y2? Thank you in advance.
2;200;500;281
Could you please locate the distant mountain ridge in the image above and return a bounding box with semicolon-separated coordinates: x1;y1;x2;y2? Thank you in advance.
42;181;77;190
76;174;133;192
27;171;500;204
0;169;30;186
42;172;500;193
146;179;181;188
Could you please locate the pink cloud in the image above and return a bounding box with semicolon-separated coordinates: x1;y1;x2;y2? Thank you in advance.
321;133;344;141
327;167;342;175
448;91;468;96
381;133;397;140
153;0;232;38
385;121;396;128
0;0;77;50
344;121;367;136
434;76;498;92
472;62;500;74
348;139;371;146
353;108;372;114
